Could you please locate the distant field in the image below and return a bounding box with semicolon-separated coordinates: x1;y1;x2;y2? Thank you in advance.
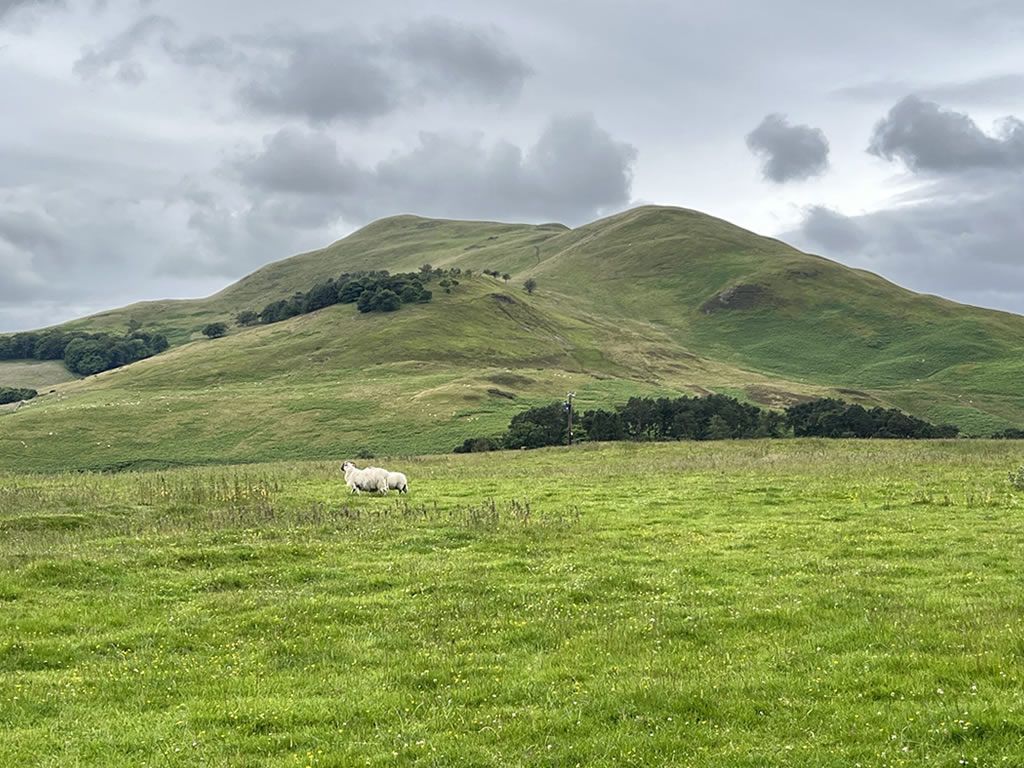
0;359;77;390
3;440;1024;766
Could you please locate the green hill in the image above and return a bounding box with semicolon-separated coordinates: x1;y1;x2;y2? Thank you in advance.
2;205;1023;471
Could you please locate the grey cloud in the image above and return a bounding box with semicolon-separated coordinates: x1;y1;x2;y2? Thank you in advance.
229;114;636;227
73;14;176;83
239;33;400;123
835;73;1024;108
746;114;830;183
0;0;63;22
799;206;868;255
788;169;1024;312
162;34;240;71
868;95;1024;172
232;127;361;196
235;19;530;123
392;17;530;102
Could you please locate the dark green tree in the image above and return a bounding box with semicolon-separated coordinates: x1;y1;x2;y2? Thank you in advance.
235;310;259;327
202;322;229;339
523;278;537;294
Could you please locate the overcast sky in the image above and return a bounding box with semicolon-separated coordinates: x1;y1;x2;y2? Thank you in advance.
2;0;1024;330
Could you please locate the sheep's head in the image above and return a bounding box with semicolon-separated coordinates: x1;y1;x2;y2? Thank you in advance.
341;461;355;472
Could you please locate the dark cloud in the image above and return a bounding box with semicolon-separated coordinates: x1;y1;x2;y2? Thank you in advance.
228;114;636;227
868;95;1024;172
746;114;830;183
73;14;176;83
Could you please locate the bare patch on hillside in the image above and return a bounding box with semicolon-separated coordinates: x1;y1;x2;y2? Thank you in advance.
487;388;516;400
835;387;871;399
487;373;534;388
785;268;820;280
489;293;515;304
701;284;779;314
745;385;817;408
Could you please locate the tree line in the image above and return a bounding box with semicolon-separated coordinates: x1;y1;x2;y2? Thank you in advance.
0;329;170;376
455;394;962;452
234;268;453;329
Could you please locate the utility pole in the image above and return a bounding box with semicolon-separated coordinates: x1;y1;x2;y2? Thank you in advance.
565;392;576;446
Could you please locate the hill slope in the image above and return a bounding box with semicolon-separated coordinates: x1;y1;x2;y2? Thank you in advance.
2;205;1023;470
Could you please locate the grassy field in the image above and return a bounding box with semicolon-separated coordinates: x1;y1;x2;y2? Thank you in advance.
0;360;79;390
3;440;1024;766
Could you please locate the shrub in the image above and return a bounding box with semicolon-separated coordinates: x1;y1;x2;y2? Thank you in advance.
0;387;36;405
202;322;229;339
453;436;503;453
523;278;537;294
1009;466;1024;490
235;310;259;327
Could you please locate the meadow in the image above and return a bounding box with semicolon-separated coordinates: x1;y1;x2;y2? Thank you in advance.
2;440;1024;766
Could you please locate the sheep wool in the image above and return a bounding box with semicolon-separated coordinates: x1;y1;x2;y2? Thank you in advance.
341;461;390;494
386;471;409;494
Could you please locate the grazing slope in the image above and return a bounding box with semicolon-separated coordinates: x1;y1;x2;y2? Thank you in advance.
3;205;1023;470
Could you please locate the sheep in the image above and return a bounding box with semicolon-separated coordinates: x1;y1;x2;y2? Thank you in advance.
386;471;409;494
341;461;389;495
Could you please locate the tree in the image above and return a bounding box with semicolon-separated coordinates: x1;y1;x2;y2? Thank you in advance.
581;409;625;441
235;310;259;327
302;280;339;313
502;273;511;285
32;332;70;360
202;322;229;339
400;285;422;303
705;414;734;440
356;289;380;313
375;289;402;312
523;278;537;294
504;403;567;449
63;338;114;376
0;387;37;405
419;263;433;276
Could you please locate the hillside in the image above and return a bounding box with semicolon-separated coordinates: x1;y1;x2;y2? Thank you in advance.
2;205;1023;471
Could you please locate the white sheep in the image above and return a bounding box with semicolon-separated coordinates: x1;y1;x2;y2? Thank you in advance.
386;471;409;494
341;461;389;495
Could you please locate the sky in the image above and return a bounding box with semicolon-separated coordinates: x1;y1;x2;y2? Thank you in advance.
2;0;1024;331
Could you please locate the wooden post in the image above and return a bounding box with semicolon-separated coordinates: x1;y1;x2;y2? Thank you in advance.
566;392;575;446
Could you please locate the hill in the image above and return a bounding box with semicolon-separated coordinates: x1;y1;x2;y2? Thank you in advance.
2;205;1023;471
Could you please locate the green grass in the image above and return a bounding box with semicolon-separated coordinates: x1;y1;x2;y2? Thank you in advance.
2;440;1024;766
0;360;79;390
5;205;1024;473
